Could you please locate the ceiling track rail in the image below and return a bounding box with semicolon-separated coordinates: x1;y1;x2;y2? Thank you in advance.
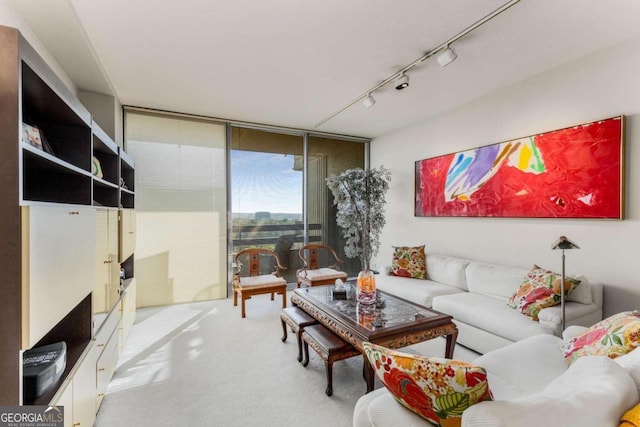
313;0;523;129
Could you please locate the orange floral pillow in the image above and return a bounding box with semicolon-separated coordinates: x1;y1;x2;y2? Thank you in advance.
363;342;492;427
507;265;581;320
562;311;640;365
391;245;426;279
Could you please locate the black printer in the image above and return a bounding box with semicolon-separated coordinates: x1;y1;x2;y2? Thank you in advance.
23;341;67;403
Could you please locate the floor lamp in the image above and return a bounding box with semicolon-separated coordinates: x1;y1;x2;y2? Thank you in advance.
551;236;580;331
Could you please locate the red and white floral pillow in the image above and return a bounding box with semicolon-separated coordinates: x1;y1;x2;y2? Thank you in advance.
390;245;427;279
562;311;640;365
362;342;492;427
507;265;581;320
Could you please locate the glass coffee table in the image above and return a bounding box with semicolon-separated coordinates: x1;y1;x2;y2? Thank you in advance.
291;284;458;393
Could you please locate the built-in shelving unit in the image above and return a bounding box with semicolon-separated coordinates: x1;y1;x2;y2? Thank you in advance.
92;123;120;208
20;57;93;206
0;24;136;424
119;149;135;209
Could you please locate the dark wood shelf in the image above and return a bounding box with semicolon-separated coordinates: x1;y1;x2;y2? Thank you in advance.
24;294;92;405
22;146;92;205
22;62;91;173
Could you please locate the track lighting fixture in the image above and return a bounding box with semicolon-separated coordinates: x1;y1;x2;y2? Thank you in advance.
313;0;522;128
437;46;457;67
394;74;409;90
362;94;376;108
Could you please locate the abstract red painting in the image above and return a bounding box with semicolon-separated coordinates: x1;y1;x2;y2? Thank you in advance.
415;116;624;218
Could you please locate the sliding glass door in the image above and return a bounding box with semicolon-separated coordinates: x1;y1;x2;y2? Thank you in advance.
230;127;366;286
230;127;304;283
307;135;366;278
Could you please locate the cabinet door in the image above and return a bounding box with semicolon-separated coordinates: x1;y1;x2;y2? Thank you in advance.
22;206;96;348
94;210;120;315
50;380;72;427
96;325;120;409
107;209;120;303
118;209;136;263
119;279;136;349
94;210;110;314
71;345;98;427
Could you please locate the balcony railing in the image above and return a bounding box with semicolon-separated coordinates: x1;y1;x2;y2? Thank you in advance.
231;223;322;248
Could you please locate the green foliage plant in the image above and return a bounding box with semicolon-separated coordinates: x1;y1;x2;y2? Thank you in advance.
326;166;391;272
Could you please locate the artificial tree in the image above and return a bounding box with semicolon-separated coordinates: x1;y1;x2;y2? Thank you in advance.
326;166;391;303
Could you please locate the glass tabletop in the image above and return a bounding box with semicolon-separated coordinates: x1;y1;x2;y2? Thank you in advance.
297;284;440;331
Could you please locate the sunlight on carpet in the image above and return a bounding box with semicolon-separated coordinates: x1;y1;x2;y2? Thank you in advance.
95;292;477;427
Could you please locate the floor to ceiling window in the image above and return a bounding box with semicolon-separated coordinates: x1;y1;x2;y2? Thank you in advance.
230;127;304;283
230;126;367;286
125;109;227;306
307;135;366;277
125;109;367;306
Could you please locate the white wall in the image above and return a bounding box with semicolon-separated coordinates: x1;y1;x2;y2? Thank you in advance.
0;0;77;94
371;34;640;317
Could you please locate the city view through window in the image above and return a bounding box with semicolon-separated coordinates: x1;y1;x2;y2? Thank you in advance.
230;127;366;285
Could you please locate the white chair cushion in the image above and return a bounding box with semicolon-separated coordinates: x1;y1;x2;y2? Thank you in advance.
298;267;346;281
463;356;638;427
472;334;567;400
353;388;436;427
615;347;640;395
238;274;286;288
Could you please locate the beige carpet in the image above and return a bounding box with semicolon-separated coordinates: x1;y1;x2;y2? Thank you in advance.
94;291;478;427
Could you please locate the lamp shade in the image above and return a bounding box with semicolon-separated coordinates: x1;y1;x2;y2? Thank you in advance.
551;235;580;250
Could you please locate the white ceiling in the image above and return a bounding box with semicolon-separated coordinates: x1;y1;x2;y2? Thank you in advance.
10;0;640;138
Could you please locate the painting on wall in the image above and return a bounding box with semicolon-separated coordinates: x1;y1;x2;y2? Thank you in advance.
415;116;624;219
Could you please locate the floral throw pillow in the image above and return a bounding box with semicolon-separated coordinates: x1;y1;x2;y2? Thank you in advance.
507;265;581;321
362;342;492;427
390;245;426;279
562;311;640;365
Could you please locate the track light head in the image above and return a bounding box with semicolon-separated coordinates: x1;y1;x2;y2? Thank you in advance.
437;46;457;67
394;73;409;90
362;94;376;108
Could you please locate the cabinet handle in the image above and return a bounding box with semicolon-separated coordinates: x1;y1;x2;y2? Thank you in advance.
73;423;81;426
103;260;111;264
69;211;80;215
96;343;105;347
128;232;134;234
97;393;105;397
98;368;105;371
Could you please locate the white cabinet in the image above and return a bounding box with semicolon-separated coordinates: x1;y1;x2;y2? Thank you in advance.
71;346;98;427
94;305;121;409
94;209;120;316
51;380;73;427
120;279;137;349
119;209;136;263
21;206;96;349
96;326;120;408
50;344;98;427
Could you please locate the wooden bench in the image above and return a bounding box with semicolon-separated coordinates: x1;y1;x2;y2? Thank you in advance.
280;306;318;362
301;324;360;396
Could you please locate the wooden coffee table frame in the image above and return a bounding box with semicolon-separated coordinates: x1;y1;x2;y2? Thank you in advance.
291;286;458;393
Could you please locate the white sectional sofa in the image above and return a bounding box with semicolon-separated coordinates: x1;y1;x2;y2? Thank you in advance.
354;327;640;427
375;253;603;354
